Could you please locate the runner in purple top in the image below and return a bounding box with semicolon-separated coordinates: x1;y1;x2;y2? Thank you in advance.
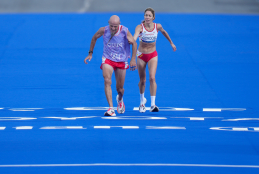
84;15;137;116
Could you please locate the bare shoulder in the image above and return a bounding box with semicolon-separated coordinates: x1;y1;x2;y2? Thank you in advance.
156;23;163;31
135;24;142;31
93;27;105;38
98;27;105;34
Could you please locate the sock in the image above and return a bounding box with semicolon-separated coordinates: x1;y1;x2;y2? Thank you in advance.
140;93;145;104
151;96;156;106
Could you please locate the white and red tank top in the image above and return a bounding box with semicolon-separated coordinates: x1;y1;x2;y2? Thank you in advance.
138;23;158;43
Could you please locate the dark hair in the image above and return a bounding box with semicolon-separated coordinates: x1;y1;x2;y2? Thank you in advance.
142;7;155;23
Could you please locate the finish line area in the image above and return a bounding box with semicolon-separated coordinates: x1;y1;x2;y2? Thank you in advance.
0;13;259;174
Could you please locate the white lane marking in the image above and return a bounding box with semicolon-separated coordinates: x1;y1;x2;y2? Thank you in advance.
78;0;92;13
121;126;139;129
43;116;97;120
171;117;223;121
94;126;110;129
102;116;167;120
93;126;139;129
10;110;35;111
9;108;43;112
252;127;259;131
0;108;3;110
14;126;33;130
40;126;86;130
64;107;116;111
232;128;248;131
146;126;186;130
0;117;37;121
203;108;222;112
0;163;259;168
0;127;6;130
190;117;204;120
203;108;246;112
222;118;259;121
133;107;194;111
210;127;259;132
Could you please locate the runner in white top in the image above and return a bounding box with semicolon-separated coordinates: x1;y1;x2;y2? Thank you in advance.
133;7;177;113
138;23;158;43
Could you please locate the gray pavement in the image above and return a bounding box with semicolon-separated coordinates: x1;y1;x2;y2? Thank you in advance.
0;0;259;14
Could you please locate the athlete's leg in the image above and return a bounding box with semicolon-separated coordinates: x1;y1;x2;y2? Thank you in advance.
102;64;114;107
148;56;158;106
137;57;147;94
115;68;126;100
115;68;126;114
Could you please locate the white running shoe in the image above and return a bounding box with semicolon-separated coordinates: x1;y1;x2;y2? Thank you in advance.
116;95;125;114
150;105;159;112
104;108;116;116
139;98;147;113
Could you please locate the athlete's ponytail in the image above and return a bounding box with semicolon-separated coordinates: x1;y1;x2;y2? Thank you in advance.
142;7;155;23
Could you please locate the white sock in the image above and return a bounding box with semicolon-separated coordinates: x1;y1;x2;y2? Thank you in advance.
140;93;145;104
151;96;156;106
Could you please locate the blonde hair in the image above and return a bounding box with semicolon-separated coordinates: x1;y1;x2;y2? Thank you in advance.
142;7;155;23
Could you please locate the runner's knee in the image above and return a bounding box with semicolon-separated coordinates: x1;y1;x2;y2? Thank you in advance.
104;77;112;86
139;78;146;86
149;76;156;84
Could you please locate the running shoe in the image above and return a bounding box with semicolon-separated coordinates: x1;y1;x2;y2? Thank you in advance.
139;97;147;113
150;105;159;112
104;108;116;116
116;95;125;114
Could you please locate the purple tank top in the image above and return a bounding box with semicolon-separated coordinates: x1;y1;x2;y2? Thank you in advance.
102;25;131;62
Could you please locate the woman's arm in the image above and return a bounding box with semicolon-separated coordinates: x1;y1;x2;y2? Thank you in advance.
157;23;176;51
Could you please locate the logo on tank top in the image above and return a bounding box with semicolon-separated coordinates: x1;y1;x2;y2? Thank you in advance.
107;43;123;48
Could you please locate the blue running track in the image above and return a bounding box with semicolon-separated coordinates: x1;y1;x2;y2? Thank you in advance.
0;13;259;173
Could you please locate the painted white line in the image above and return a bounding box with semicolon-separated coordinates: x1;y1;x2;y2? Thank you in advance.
0;108;3;110
203;108;246;112
222;118;259;121
40;126;85;130
121;126;139;129
61;118;77;120
94;126;110;129
93;126;139;129
0;127;6;130
43;116;97;120
232;128;248;131
11;110;35;111
14;126;33;130
146;126;186;130
171;117;223;121
190;117;204;120
133;107;194;111
210;127;258;132
203;108;222;112
174;108;194;111
222;108;246;111
102;116;167;120
0;163;259;168
9;108;43;111
64;107;116;111
0;117;37;121
252;127;259;131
